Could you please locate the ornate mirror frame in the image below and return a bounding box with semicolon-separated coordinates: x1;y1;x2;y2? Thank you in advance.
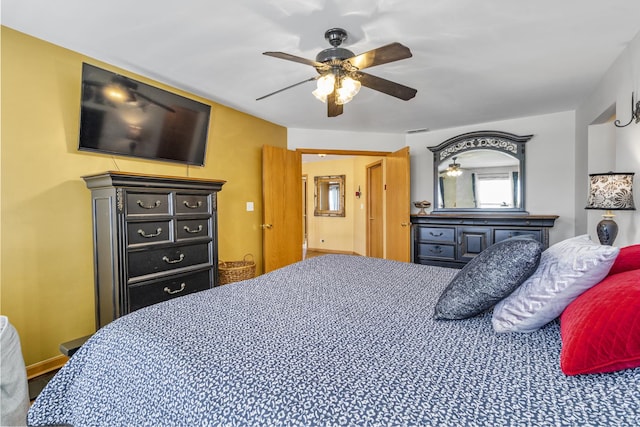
314;175;346;217
429;130;532;214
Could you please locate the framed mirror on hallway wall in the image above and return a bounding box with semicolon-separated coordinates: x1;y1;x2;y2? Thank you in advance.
314;175;345;217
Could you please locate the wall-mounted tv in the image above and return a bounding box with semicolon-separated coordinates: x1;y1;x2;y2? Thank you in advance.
78;63;211;166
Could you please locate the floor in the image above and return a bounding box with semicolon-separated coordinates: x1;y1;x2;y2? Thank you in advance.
305;249;326;259
305;249;356;259
28;370;58;402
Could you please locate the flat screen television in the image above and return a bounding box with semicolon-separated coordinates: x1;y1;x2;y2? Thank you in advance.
78;63;211;166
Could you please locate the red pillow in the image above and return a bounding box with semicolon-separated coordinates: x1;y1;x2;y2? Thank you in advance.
607;244;640;276
560;269;640;375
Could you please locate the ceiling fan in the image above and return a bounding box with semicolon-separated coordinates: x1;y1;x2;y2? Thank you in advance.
257;28;417;117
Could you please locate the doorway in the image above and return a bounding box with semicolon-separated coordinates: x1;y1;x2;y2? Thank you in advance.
263;146;410;272
302;153;385;258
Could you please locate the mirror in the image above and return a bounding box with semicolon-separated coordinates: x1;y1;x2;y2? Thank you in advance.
429;131;532;213
314;175;345;217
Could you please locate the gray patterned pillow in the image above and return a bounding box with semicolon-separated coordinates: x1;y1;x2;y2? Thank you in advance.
434;236;543;320
492;235;620;333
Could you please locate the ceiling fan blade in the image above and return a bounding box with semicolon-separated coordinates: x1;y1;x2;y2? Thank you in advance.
263;51;329;70
355;71;417;101
347;43;412;70
256;77;318;101
327;91;343;117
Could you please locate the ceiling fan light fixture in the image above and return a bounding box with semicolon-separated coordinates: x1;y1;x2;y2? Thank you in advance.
336;87;355;105
312;88;328;103
445;157;463;177
316;74;335;95
341;76;361;95
312;73;337;103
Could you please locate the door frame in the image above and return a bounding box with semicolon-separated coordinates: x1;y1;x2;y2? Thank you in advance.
297;148;392;157
366;160;384;258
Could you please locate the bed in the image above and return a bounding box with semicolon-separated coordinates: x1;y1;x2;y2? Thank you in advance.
28;254;639;426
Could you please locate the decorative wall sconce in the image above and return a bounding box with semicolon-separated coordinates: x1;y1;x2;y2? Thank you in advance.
614;92;640;127
355;185;362;198
585;172;635;245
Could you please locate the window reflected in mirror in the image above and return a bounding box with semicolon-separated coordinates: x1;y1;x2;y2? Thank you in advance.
314;175;345;217
475;173;519;208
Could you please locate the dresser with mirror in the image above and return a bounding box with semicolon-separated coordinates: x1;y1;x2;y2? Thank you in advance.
411;130;558;268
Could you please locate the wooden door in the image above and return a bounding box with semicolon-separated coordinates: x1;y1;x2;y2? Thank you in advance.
385;147;411;262
367;161;384;258
262;145;303;272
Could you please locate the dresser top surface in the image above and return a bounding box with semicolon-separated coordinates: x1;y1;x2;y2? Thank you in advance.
83;171;226;190
411;213;558;220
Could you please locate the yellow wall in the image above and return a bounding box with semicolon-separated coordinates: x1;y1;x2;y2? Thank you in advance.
0;27;287;365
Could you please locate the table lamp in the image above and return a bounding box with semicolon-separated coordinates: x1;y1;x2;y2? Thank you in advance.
585;172;635;245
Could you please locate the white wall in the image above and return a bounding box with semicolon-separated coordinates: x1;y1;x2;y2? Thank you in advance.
406;111;577;245
576;30;640;247
288;128;406;152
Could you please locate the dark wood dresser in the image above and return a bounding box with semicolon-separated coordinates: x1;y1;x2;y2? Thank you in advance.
83;171;225;328
411;214;558;269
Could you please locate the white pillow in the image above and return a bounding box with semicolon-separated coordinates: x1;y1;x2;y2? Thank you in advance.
492;235;619;333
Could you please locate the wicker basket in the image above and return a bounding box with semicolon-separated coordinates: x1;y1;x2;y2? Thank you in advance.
218;254;256;285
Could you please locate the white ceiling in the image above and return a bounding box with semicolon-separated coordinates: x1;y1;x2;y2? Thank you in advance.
3;0;640;134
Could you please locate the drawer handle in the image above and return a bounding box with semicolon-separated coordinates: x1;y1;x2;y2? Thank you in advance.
137;200;161;210
429;246;443;254
164;283;186;295
429;231;444;237
162;253;185;264
183;225;203;234
137;228;162;238
183;200;203;209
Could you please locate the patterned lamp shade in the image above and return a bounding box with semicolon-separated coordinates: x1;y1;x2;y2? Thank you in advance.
585;172;635;211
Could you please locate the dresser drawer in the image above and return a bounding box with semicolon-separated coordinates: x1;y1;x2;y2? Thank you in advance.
127;220;173;246
416;227;456;243
126;192;171;216
176;194;210;215
416;243;455;260
128;243;211;279
494;229;542;244
177;219;210;241
128;269;211;312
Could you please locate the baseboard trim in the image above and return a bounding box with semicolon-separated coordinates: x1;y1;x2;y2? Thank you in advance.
307;248;358;255
27;355;69;379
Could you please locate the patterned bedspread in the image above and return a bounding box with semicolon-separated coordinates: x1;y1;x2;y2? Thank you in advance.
28;255;640;426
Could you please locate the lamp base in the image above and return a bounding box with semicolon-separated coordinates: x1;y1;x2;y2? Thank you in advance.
596;218;618;246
